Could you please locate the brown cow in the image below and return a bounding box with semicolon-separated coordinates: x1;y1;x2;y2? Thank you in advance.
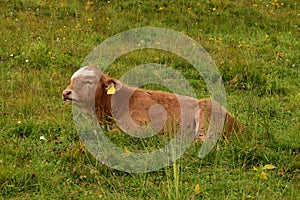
63;66;244;141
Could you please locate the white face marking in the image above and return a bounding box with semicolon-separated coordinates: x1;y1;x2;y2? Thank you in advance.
71;66;97;80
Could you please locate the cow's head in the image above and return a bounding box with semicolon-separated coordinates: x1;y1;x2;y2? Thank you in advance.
62;66;120;109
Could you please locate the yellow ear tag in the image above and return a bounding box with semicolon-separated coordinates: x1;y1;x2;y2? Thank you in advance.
107;85;116;95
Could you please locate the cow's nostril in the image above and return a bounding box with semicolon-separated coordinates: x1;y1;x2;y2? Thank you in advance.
63;90;72;96
66;90;71;95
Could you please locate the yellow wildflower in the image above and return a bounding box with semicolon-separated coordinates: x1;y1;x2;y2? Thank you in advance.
215;37;223;43
277;52;285;57
194;183;201;195
122;146;131;156
260;171;267;180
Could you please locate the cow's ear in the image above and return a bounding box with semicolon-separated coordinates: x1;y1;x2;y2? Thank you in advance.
104;78;121;95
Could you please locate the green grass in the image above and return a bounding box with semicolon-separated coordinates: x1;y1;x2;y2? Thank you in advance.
0;0;299;199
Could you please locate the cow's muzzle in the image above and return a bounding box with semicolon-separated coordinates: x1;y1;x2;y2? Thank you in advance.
62;90;72;101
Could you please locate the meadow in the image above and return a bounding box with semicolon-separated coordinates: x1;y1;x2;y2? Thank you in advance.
0;0;299;199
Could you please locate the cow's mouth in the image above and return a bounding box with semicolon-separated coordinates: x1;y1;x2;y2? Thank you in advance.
64;97;75;102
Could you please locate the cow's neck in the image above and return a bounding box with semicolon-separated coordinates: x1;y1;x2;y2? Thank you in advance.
95;85;137;122
95;90;113;121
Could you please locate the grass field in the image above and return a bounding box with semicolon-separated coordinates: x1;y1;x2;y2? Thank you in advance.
0;0;299;199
